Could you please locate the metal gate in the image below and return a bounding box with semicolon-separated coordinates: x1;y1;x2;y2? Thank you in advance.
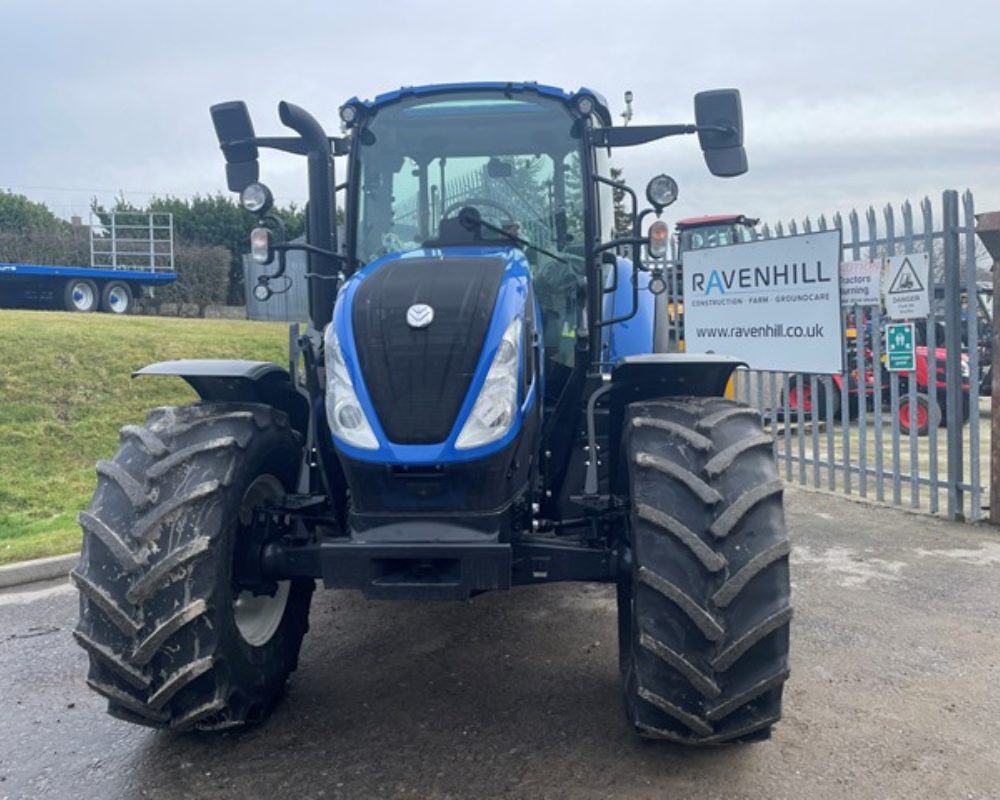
668;190;986;521
89;212;174;272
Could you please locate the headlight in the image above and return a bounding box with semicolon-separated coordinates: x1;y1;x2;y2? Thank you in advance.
323;325;379;450
456;318;521;449
645;174;678;210
240;182;273;215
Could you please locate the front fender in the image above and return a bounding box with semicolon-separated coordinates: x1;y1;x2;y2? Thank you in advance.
600;354;747;496
610;353;744;398
133;359;309;438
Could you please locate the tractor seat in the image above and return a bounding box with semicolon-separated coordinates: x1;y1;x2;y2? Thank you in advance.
423;207;485;248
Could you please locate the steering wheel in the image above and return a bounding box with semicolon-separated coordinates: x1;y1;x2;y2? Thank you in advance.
441;197;517;227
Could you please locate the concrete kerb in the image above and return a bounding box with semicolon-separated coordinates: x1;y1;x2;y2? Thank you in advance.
0;553;79;590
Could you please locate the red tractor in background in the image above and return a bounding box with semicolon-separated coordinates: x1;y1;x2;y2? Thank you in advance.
784;317;972;436
675;213;759;251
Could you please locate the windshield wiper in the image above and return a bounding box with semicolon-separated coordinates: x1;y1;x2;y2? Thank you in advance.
458;208;567;264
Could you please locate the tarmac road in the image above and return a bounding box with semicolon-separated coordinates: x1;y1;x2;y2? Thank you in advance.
2;489;999;800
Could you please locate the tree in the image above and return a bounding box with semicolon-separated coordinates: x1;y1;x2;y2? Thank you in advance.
0;191;64;232
609;167;631;237
0;192;89;266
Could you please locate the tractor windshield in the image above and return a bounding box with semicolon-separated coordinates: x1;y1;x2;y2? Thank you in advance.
678;222;755;253
354;92;586;266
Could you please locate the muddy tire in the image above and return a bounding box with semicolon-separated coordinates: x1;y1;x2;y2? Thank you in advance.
72;402;313;731
618;397;792;744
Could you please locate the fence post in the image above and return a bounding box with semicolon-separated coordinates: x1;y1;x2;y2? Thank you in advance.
942;191;964;520
975;211;1000;524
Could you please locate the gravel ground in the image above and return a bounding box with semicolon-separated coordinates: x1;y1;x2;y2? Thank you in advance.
1;488;999;800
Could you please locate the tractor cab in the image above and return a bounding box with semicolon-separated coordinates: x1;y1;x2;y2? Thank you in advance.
344;87;611;378
675;213;758;255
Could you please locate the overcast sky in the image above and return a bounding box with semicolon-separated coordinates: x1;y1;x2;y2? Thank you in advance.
3;0;999;233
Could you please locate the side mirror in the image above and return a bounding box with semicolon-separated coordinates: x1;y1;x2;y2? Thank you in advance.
694;89;748;177
210;101;260;192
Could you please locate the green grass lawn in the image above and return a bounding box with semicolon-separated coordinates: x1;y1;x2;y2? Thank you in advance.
0;309;289;564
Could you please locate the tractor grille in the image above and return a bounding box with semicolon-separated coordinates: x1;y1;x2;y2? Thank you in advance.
351;256;506;445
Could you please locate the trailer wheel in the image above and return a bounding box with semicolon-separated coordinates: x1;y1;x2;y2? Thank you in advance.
72;402;313;731
64;278;99;312
101;281;133;314
618;397;791;744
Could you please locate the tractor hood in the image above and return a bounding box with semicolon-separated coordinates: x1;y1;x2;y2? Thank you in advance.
329;247;537;464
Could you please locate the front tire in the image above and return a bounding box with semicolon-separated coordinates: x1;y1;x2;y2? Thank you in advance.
72;402;313;731
618;397;792;744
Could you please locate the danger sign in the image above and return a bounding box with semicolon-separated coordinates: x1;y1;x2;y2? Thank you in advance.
883;253;930;319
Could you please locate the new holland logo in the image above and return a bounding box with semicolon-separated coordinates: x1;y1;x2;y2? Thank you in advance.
406;303;434;329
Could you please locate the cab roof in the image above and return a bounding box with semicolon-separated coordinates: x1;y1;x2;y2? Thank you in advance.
342;82;612;125
675;214;758;229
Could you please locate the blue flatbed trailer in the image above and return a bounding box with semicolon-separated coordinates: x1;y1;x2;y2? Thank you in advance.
0;263;177;314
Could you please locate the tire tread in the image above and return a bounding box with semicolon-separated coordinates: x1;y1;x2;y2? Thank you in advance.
621;397;792;745
73;401;312;732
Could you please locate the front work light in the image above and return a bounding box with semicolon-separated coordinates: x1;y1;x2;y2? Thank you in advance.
456;318;522;449
240;182;273;215
323;326;379;450
575;95;595;116
339;104;359;125
250;227;272;264
645;174;679;211
648;220;669;259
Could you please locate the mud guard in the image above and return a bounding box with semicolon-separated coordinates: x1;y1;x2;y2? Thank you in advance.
585;354;746;497
133;360;310;438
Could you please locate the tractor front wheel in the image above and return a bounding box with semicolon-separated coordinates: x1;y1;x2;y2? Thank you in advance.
72;402;313;731
618;397;792;744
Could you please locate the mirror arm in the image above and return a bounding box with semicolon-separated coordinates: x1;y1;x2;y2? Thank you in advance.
274;241;338;259
253;136;310;155
590;123;737;149
590;124;694;148
233;136;350;158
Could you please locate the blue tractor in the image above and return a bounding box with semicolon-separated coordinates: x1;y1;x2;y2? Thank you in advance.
73;83;791;744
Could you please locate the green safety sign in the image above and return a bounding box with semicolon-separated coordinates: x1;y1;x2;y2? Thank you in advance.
886;322;915;371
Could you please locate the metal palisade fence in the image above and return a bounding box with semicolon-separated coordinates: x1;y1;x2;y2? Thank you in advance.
721;190;984;521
